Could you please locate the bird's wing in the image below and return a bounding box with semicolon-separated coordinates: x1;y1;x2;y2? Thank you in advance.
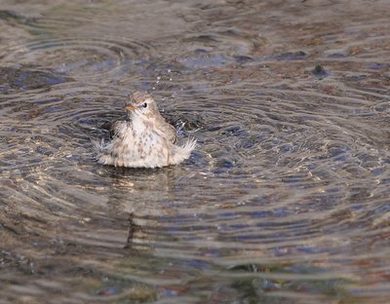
99;116;128;139
155;116;177;144
166;123;177;144
110;120;129;139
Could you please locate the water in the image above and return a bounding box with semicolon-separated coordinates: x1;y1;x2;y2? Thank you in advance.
0;0;389;303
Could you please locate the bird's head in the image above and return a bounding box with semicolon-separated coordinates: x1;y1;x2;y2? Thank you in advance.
125;91;159;119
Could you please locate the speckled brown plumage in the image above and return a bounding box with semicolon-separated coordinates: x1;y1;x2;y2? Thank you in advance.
96;91;196;168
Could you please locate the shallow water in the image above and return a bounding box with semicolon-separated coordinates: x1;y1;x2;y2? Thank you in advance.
0;0;389;303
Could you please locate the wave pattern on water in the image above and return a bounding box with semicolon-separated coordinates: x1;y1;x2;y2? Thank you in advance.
0;0;389;303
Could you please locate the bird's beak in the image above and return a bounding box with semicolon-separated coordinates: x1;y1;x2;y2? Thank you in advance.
124;104;136;111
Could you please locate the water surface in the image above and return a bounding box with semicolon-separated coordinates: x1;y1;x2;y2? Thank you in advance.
0;0;389;303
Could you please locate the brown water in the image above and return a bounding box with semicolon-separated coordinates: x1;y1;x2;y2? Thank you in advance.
0;0;389;303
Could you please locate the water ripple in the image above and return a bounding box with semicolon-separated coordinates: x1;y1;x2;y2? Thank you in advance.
0;1;389;303
1;36;157;82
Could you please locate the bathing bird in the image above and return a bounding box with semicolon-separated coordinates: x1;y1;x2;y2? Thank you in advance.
96;91;196;168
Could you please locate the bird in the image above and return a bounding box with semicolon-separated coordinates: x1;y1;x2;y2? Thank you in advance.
95;91;196;168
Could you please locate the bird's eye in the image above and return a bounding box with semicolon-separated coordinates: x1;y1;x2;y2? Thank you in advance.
142;103;147;108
